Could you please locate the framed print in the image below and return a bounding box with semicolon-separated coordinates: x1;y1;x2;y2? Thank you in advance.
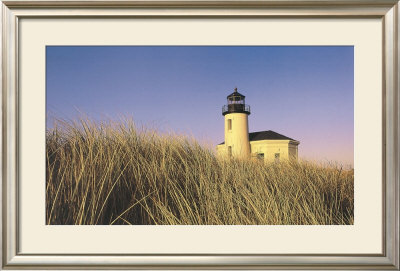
2;0;399;269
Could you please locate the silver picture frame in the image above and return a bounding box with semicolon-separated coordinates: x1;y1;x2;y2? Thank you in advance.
2;0;399;269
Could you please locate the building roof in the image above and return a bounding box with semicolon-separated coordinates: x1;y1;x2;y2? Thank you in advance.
249;130;295;141
218;130;297;145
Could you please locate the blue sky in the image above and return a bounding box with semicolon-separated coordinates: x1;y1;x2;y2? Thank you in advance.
46;46;354;165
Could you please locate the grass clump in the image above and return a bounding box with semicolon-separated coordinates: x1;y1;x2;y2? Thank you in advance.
46;117;354;225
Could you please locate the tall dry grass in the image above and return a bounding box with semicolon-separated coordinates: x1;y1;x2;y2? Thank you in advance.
46;117;354;225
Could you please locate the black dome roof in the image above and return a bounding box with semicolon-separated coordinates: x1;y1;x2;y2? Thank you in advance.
227;88;245;99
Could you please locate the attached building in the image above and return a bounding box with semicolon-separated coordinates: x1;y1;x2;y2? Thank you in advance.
216;88;299;162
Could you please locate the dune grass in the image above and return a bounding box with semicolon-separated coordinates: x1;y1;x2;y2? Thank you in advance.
46;117;354;225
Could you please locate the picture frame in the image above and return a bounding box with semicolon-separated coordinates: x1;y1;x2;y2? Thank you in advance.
2;0;399;269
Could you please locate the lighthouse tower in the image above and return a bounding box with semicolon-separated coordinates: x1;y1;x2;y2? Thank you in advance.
222;88;251;159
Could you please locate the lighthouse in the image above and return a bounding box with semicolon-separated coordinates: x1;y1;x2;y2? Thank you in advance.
221;88;251;159
217;88;300;161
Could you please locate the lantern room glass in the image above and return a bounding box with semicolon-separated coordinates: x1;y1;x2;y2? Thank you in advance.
228;96;245;105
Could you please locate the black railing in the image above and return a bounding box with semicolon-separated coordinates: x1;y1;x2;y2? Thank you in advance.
222;104;250;115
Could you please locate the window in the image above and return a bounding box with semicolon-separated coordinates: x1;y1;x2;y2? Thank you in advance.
257;153;264;160
228;146;232;157
227;119;232;131
275;153;280;163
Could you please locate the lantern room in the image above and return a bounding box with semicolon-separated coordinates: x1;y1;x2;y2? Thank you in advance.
222;87;251;116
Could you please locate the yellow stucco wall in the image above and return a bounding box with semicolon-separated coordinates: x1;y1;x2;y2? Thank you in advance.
250;140;299;162
216;144;226;156
217;139;299;162
288;143;299;160
223;113;250;159
250;140;289;161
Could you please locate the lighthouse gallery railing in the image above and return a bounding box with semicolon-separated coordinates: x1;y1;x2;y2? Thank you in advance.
222;104;251;115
